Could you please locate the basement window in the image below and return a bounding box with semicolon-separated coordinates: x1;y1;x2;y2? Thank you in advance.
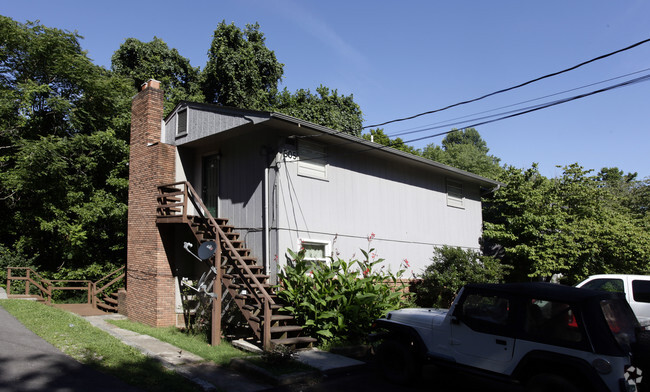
447;179;464;209
297;141;327;180
176;109;188;137
299;239;330;265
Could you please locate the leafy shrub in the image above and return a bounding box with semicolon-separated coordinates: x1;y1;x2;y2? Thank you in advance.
277;247;412;345
415;246;511;308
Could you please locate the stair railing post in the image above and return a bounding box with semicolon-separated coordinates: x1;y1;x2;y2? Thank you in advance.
211;240;222;346
263;300;271;350
45;280;52;305
6;268;11;296
25;269;30;296
88;281;93;304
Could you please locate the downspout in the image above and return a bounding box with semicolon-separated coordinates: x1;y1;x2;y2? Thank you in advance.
263;153;271;275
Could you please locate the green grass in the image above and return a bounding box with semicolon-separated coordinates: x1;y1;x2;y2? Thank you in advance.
0;300;201;392
109;318;251;366
109;319;316;376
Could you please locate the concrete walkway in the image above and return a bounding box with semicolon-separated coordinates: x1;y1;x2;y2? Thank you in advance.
84;314;366;391
85;314;272;392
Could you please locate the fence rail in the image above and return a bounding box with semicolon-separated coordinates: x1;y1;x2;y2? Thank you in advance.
6;267;124;310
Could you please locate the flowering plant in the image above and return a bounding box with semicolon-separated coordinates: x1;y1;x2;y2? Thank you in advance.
277;246;412;345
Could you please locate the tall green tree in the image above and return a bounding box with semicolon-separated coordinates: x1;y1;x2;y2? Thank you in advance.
483;164;650;283
422;128;502;179
0;16;131;272
275;86;363;135
361;128;419;154
202;21;284;110
111;37;204;115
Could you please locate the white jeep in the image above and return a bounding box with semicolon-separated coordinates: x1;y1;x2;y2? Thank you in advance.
371;283;650;392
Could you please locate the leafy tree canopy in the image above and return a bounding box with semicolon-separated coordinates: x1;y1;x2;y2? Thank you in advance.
202;21;284;110
0;16;131;272
361;128;419;154
111;37;204;115
421;128;503;179
483;163;650;283
275;86;363;135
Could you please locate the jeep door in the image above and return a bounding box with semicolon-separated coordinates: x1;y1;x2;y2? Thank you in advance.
450;290;516;372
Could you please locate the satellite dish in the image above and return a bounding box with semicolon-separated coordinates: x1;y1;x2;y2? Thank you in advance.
198;241;217;261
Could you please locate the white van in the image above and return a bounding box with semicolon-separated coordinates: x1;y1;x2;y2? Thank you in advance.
576;274;650;325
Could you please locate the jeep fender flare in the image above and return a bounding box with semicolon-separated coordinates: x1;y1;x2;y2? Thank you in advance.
371;319;428;360
512;350;609;392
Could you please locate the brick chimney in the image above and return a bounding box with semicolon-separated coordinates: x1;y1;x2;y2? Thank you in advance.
125;79;177;327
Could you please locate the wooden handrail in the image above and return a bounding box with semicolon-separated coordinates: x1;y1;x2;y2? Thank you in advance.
6;267;52;304
158;181;274;347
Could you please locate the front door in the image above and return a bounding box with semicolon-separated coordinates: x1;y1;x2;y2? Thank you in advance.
202;154;219;217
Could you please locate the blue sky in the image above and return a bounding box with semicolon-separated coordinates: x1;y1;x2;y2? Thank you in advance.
3;0;649;179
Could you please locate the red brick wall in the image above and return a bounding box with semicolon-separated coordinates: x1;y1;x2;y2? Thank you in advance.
126;80;177;327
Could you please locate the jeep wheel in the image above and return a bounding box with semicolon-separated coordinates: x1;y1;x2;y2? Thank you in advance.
375;339;421;385
526;373;580;392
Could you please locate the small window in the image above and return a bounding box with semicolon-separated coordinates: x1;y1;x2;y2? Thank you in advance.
461;294;510;327
447;180;464;208
299;239;330;264
176;109;188;136
632;280;650;303
297;141;327;180
524;299;585;346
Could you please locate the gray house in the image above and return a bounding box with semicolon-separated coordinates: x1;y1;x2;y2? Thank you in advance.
164;102;501;277
125;80;501;346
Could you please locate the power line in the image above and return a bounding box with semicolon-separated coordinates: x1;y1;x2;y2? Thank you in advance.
361;37;650;131
287;72;650;163
386;67;650;139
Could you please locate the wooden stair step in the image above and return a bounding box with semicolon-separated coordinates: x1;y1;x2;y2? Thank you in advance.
270;337;318;346
249;314;294;323
103;296;118;305
270;325;303;334
242;303;283;312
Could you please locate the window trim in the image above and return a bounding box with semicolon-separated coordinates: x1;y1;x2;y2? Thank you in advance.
176;108;188;138
298;238;330;262
297;140;328;180
446;179;464;209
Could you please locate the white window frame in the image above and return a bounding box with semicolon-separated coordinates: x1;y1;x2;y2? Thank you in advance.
176;108;188;137
446;179;465;209
297;140;328;180
298;238;330;263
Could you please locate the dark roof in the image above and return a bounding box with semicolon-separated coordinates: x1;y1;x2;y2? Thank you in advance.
167;101;503;192
464;282;620;303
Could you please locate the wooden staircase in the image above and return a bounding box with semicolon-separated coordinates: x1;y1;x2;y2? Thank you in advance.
156;181;316;350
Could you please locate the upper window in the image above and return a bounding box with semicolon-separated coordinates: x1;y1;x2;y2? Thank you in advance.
176;109;188;137
297;141;327;180
446;180;464;209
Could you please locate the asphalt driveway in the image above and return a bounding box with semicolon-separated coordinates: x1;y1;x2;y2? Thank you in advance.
0;303;143;392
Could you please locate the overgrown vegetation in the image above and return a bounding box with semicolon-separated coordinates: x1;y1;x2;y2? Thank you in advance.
0;300;200;392
277;244;412;346
414;246;511;308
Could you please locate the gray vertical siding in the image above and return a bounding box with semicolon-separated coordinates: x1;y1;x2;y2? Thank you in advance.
274;147;484;275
